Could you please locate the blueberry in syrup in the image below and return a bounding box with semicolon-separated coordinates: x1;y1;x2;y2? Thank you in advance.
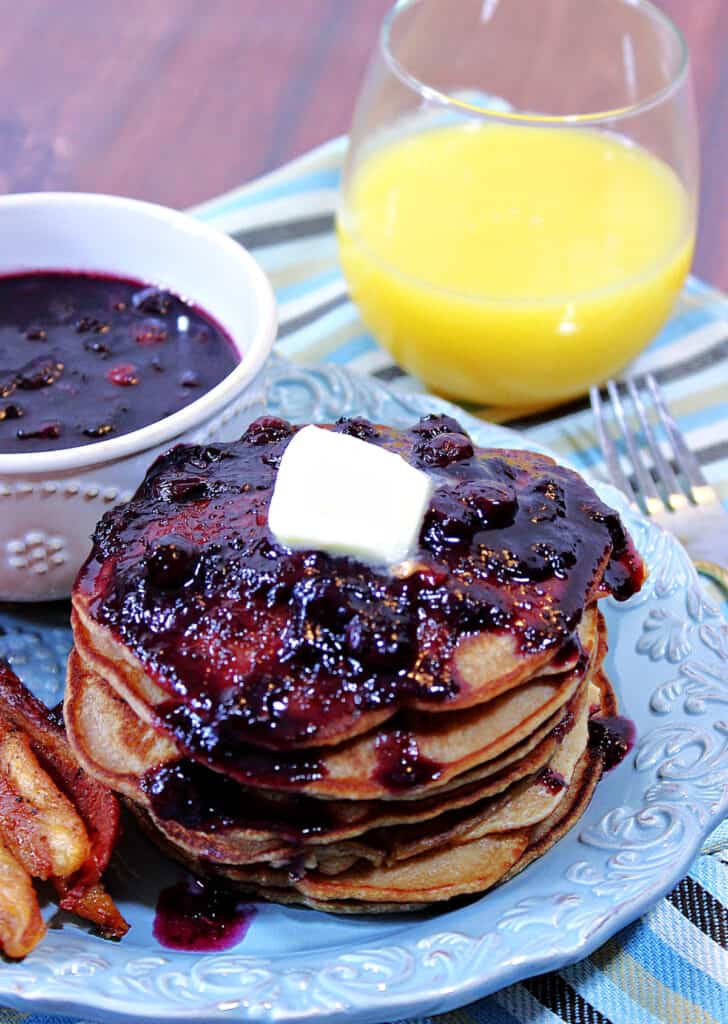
420;490;477;551
334;416;380;440
345;606;417;669
0;272;238;453
551;707;575;742
107;363;139;387
459;479;517;529
537;766;567;794
132;286;174;316
415;431;475;467
374;730;442;791
16;421;61;441
146;535;199;590
242;416;294;446
410;413;467;439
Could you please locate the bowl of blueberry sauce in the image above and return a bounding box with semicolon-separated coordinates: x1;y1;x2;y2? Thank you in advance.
0;192;276;600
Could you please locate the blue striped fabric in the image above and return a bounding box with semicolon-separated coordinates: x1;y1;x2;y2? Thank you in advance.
5;137;728;1024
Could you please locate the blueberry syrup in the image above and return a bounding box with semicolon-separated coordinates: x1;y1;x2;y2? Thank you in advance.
143;759;332;840
78;414;646;801
537;766;568;794
373;729;443;791
588;715;636;771
153;877;255;952
0;272;239;452
550;708;576;743
142;751;525;839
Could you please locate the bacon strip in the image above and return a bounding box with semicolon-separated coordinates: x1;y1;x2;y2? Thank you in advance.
0;835;46;959
0;662;128;954
0;722;91;879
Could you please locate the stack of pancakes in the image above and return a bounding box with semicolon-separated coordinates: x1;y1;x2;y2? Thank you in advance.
65;415;645;912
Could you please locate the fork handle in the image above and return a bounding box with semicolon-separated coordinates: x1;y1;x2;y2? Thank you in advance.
695;560;728;595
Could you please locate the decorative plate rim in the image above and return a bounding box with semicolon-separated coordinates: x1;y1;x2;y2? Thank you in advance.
0;359;726;1024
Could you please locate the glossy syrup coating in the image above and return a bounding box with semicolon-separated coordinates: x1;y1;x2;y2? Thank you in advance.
138;665;584;835
153;877;255;951
0;272;239;452
77;415;645;776
588;715;636;771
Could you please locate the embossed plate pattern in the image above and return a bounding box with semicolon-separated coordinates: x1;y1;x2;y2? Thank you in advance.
0;361;726;1024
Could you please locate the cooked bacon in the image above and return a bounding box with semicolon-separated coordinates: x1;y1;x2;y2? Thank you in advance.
0;663;119;880
0;722;91;879
54;879;129;940
0;835;46;959
0;662;128;956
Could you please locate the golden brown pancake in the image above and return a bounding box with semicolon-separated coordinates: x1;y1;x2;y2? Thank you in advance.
66;414;645;911
67;620;594;802
125;677;612;911
71;418;643;758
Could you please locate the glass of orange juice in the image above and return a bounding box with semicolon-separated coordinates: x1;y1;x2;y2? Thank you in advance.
336;0;698;412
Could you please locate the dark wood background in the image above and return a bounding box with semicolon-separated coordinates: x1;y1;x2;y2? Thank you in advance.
0;0;725;289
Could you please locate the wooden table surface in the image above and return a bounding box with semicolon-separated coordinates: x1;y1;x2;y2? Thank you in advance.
1;0;725;290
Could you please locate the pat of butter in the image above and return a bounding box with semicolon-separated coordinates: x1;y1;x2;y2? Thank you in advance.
268;425;433;565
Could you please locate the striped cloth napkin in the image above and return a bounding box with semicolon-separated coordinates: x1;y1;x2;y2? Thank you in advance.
7;137;728;1024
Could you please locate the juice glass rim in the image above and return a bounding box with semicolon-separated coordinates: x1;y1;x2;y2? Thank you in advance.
380;0;690;126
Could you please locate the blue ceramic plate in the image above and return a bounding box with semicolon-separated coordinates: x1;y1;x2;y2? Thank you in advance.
1;361;727;1024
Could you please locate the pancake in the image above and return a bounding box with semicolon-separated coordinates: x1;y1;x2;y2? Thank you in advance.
126;676;613;910
66;650;584;847
71;417;643;755
67;616;595;801
66;649;594;877
66;414;645;912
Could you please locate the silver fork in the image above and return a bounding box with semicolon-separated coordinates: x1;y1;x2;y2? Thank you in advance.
590;373;728;592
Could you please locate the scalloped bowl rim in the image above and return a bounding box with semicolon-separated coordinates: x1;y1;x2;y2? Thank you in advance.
0;192;277;475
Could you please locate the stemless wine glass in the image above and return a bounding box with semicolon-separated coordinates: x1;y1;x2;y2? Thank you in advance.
337;0;698;411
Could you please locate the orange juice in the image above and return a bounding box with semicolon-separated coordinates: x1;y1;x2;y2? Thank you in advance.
337;124;693;408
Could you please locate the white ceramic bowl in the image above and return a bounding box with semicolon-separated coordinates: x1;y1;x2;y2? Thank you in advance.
0;192;277;601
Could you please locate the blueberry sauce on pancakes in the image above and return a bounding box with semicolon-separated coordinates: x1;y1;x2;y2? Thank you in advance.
67;415;646;910
588;714;636;771
75;415;644;791
0;272;238;452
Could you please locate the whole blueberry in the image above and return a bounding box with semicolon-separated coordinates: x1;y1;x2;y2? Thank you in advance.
420;490;477;551
243;417;293;446
459;480;517;528
146;535;199;590
416;432;474;467
334;417;380;441
345;608;416;669
410;414;468;440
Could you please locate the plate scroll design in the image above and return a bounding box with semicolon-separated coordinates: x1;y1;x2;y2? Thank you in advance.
0;360;726;1024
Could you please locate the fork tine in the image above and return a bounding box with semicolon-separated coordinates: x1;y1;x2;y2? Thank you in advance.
626;377;688;510
589;386;636;502
605;379;663;513
645;375;714;503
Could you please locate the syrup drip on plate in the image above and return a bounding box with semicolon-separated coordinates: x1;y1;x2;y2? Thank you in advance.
153;877;256;952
